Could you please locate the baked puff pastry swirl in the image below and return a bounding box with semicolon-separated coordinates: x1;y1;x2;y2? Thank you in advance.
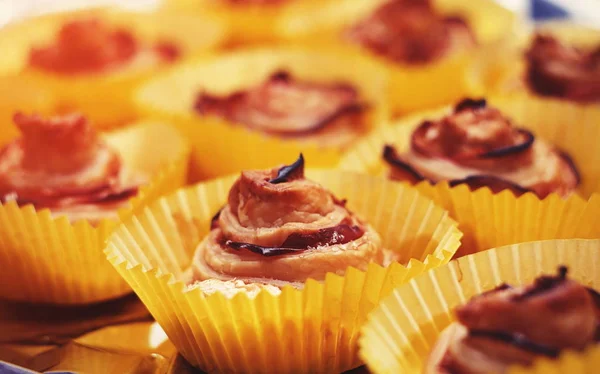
383;98;580;198
427;267;600;374
0;112;146;223
190;155;383;295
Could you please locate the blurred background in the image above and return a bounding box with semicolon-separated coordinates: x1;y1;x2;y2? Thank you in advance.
2;0;600;27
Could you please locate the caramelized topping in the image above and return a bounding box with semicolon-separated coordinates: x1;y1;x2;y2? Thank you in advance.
220;0;291;4
29;18;179;75
526;34;600;102
345;0;475;64
194;71;365;136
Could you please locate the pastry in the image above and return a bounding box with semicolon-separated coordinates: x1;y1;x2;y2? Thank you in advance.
345;0;476;64
28;18;179;76
525;33;600;102
382;98;579;197
426;266;600;373
0;112;147;223
194;70;367;147
189;154;384;292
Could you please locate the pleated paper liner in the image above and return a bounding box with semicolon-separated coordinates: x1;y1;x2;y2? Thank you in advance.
0;7;225;129
341;95;600;198
135;47;390;181
508;345;600;374
105;170;462;373
0;120;190;305
490;21;600;102
275;0;517;116
359;238;600;374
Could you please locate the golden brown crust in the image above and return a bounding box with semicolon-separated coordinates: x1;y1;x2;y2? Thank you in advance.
191;156;383;288
383;99;579;198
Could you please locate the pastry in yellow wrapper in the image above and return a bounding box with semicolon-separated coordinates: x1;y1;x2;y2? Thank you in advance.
135;47;390;180
359;239;600;374
105;158;462;373
0;112;190;305
340;96;600;256
0;8;225;129
276;0;516;115
492;21;600;106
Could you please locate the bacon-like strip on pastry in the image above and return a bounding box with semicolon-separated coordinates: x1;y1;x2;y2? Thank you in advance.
426;267;600;374
194;71;367;146
382;98;579;198
29;18;179;75
345;0;476;64
190;154;383;290
0;112;146;222
526;34;600;102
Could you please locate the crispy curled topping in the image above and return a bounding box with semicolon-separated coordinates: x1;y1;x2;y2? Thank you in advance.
345;0;476;64
431;267;600;374
526;34;600;102
0;113;139;214
383;98;579;198
194;71;365;138
190;155;383;286
29;18;179;75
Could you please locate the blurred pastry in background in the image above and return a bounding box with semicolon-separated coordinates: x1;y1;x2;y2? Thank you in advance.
382;98;579;198
194;70;367;147
0;8;224;129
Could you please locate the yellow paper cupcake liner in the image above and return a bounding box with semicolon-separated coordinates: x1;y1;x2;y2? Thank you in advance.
490;21;600;102
359;238;600;374
105;170;461;373
0;120;190;305
135;47;390;181
0;7;225;129
275;0;517;115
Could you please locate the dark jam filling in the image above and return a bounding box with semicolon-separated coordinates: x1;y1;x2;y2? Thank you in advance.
224;222;365;257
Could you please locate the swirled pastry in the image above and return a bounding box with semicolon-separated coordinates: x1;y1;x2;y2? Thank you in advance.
426;267;600;374
383;98;579;197
345;0;476;64
193;71;367;147
0;113;147;223
189;155;383;293
28;18;179;76
526;34;600;103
